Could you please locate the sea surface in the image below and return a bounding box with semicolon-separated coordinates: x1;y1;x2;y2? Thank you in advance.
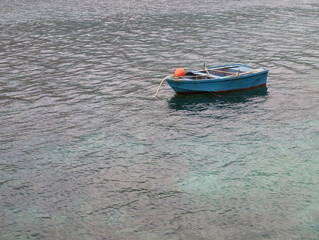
1;0;319;239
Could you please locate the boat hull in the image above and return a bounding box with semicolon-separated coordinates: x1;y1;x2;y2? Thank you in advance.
166;64;268;94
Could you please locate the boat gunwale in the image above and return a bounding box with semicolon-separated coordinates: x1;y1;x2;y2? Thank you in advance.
167;68;268;84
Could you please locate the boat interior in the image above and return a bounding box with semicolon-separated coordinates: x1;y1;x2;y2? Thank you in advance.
183;65;262;80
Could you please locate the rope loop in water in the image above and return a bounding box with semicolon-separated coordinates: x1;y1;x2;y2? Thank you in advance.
155;75;173;98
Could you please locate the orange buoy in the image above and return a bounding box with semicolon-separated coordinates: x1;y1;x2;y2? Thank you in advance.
174;68;185;78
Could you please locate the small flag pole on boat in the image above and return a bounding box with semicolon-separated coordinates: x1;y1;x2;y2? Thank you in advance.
203;62;209;75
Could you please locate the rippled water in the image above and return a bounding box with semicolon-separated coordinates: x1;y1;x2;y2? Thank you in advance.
1;0;319;239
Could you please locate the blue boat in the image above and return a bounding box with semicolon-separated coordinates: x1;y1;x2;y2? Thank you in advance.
155;64;268;96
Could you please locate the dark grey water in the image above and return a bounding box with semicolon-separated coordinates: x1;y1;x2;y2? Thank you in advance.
1;0;319;239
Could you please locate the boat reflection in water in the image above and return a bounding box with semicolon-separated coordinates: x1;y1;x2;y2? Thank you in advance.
168;86;268;112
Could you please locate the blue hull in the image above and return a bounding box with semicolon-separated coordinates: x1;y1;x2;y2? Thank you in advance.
166;64;268;94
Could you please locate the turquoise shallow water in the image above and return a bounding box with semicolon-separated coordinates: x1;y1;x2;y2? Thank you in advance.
1;0;319;239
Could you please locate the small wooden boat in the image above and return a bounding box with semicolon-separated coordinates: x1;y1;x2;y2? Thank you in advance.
155;64;268;96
